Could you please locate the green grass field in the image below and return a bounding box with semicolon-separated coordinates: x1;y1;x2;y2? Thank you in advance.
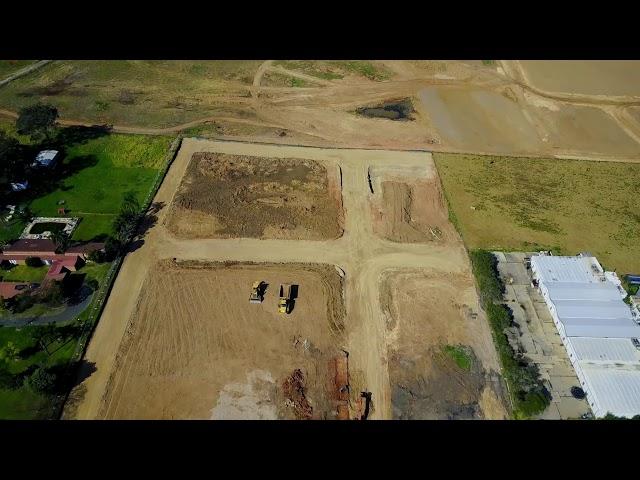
29;133;171;240
0;61;36;79
0;60;261;128
0;265;49;282
434;153;640;273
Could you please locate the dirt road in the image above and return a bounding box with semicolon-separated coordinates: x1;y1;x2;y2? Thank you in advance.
67;138;500;420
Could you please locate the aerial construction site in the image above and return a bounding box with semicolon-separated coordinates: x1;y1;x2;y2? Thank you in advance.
63;139;507;420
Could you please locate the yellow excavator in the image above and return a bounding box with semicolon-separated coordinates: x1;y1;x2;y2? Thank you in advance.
278;283;293;314
249;281;265;304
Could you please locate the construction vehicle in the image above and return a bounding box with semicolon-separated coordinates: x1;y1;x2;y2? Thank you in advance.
278;283;293;314
249;281;265;304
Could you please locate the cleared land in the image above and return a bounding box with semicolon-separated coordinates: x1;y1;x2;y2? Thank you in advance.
380;271;507;419
434;152;640;272
419;86;543;154
518;61;640;97
68;139;501;420
167;153;343;240
371;179;456;243
95;260;345;420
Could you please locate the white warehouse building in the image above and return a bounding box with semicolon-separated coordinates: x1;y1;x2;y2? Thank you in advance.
530;254;640;418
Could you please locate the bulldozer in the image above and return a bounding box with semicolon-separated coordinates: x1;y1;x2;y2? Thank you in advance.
278;283;293;314
249;281;265;304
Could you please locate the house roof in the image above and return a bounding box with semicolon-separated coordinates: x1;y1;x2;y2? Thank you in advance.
65;242;106;254
2;239;57;254
0;282;30;299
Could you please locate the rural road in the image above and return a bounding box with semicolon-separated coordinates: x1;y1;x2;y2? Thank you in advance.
68;138;475;420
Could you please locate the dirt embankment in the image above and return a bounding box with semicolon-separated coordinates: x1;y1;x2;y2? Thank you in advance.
167;153;344;240
97;260;348;420
372;179;456;244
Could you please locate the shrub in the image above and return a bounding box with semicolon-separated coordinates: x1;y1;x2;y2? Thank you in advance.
25;257;43;267
87;249;106;263
26;366;57;393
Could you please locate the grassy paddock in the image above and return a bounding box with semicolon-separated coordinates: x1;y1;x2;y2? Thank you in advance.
0;265;49;283
434;153;640;273
29;133;171;239
0;61;36;79
0;61;260;128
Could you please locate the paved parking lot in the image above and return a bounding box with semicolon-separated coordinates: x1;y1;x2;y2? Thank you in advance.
493;252;591;420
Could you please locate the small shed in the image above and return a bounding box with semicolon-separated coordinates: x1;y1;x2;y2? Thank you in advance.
33;150;59;168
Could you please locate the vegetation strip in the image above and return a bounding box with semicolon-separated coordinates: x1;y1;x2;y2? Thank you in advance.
469;249;549;419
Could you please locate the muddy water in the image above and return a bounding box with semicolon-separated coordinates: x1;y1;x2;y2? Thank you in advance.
356;98;415;121
419;86;542;153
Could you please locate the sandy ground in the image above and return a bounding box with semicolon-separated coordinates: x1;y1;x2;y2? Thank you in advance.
371;179;456;244
65;138;503;420
97;261;345;419
380;271;507;419
517;61;640;98
166;152;343;240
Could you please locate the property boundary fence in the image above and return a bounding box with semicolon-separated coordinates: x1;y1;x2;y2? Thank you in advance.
55;135;183;419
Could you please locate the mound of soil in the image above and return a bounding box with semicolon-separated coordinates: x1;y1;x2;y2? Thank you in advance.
167;153;343;240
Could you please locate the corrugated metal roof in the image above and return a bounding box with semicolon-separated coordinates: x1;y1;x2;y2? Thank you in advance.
532;255;602;284
555;301;633;320
546;282;623;302
533;254;640;417
580;366;640;417
565;324;640;338
571;337;640;363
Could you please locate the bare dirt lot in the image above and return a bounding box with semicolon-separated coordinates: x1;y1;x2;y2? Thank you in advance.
371;179;456;243
380;271;507;419
67;139;506;420
166;152;343;240
517;61;640;97
98;260;346;420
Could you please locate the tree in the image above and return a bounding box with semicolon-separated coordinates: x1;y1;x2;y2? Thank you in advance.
0;131;25;180
25;256;43;267
16;103;59;143
26;366;57;393
50;230;69;253
121;191;141;216
0;342;20;363
104;236;122;259
31;324;57;355
112;193;142;244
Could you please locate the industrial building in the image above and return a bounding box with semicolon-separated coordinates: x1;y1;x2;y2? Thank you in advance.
531;254;640;418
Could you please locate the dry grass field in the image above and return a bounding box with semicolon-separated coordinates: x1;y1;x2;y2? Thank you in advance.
0;60;260;127
434;152;640;272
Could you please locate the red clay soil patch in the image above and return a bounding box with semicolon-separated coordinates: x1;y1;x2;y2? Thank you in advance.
282;369;314;420
167;152;344;240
